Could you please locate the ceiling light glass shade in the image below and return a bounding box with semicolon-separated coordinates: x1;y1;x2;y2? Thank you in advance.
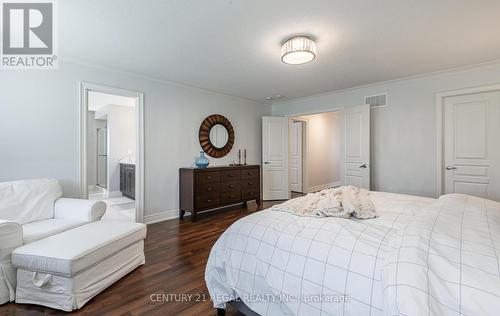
281;36;316;65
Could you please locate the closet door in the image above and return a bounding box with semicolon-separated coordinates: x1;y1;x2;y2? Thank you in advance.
444;91;500;201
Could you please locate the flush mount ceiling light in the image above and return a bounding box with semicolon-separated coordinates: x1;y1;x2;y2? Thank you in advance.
281;36;316;65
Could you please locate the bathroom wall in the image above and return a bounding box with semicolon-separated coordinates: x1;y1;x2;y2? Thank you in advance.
95;105;136;192
298;112;342;192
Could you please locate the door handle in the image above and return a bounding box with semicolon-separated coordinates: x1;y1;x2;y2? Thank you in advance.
264;161;270;165
446;166;457;170
359;164;368;169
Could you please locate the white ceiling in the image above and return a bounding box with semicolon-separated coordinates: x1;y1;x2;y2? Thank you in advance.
61;0;500;103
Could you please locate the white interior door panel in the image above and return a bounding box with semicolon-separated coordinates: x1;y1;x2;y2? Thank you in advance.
343;105;370;189
444;91;500;201
289;121;303;193
262;117;289;200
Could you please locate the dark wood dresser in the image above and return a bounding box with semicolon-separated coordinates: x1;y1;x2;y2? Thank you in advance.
179;165;261;221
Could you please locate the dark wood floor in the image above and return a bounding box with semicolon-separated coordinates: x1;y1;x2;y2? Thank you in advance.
0;200;282;316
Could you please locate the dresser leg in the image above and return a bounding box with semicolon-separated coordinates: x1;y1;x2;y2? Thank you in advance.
256;198;261;206
216;308;226;316
180;210;185;220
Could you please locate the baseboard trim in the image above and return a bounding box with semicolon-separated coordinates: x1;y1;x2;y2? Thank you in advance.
144;210;184;224
307;181;341;193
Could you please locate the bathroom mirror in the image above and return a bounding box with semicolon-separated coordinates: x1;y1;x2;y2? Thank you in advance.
199;114;234;158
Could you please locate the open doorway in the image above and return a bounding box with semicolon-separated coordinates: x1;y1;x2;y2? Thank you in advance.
288;111;342;197
80;83;144;223
262;105;369;201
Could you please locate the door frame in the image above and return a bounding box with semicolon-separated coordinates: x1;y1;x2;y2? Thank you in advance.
79;82;145;223
435;83;500;198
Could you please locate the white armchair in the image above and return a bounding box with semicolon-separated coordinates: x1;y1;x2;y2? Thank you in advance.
54;198;107;222
0;179;106;305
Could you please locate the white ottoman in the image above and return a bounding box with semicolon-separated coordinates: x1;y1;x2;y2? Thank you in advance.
11;221;147;311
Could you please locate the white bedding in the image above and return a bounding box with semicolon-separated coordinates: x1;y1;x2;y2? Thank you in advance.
270;186;377;219
383;194;500;316
205;191;435;315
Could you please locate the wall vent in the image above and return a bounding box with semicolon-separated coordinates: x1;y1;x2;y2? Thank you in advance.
264;94;286;101
365;93;387;108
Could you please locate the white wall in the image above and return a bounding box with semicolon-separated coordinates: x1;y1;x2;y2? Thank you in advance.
300;112;341;191
273;62;500;198
98;105;136;192
0;61;271;220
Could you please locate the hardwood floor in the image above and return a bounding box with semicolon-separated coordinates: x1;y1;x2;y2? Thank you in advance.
0;200;282;316
291;191;304;199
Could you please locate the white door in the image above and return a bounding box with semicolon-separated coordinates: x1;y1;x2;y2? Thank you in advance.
262;117;289;200
343;105;370;189
289;121;303;193
444;91;500;201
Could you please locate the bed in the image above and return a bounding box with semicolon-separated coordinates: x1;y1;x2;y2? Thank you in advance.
205;191;500;316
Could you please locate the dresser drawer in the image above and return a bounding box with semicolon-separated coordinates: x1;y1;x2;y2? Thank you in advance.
195;193;220;209
121;164;135;171
196;182;220;195
220;181;241;192
242;189;259;200
241;168;259;179
180;165;261;222
241;178;259;190
196;172;220;184
221;191;241;204
221;170;241;181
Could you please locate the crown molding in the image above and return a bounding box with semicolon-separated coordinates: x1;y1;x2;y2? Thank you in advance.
272;58;500;106
60;56;268;106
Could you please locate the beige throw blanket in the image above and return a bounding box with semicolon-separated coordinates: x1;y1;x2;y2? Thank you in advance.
271;186;377;219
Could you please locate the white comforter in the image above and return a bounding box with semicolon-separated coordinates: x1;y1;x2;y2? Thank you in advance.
384;194;500;316
205;192;435;315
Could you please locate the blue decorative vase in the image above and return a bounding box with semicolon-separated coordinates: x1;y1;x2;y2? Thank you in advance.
195;151;209;168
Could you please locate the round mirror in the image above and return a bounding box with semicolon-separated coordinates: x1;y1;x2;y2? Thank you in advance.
209;124;229;148
199;114;235;158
